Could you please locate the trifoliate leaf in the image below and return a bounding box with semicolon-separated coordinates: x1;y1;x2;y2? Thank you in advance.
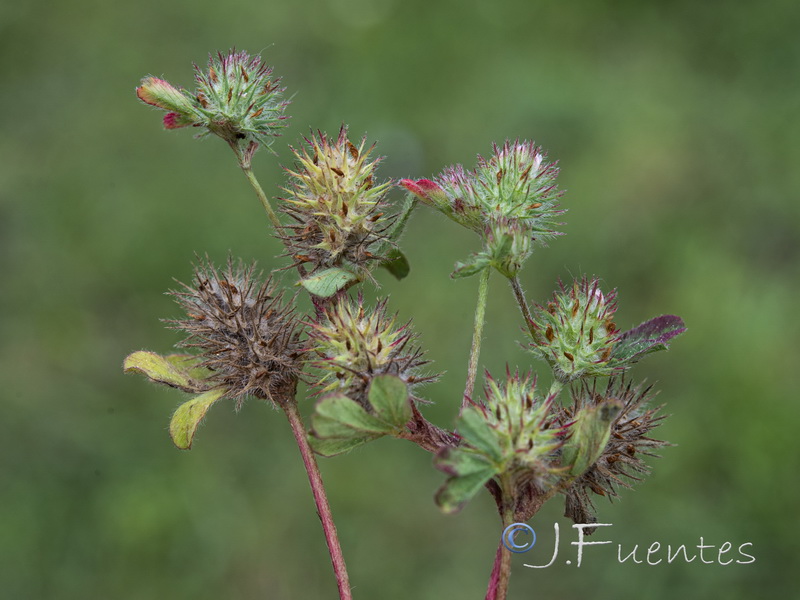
169;388;225;450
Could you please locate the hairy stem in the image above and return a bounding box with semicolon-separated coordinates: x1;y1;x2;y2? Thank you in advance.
282;401;353;600
486;488;515;600
229;142;283;232
463;267;491;411
509;275;534;333
389;194;418;241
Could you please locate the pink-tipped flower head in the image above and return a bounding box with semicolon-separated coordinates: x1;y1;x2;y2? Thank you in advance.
403;140;564;278
136;49;289;150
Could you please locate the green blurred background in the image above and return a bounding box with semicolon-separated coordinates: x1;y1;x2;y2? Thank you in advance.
2;0;798;598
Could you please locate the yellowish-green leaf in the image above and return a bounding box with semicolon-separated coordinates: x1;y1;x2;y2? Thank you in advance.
169;388;225;450
123;351;210;392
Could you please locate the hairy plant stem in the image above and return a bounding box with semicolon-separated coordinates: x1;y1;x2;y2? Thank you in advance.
509;275;534;332
282;400;353;600
229;142;283;232
463;267;491;411
486;480;516;600
389;194;418;240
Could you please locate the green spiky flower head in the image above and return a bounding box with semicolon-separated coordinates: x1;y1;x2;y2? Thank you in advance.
527;277;621;383
308;294;432;404
280;126;394;274
528;277;688;384
435;371;565;515
401;140;563;278
136;49;289;151
480;371;563;476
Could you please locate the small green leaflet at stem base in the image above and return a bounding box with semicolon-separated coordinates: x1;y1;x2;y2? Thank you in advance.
169;388;226;450
299;267;358;298
379;248;410;280
451;254;490;279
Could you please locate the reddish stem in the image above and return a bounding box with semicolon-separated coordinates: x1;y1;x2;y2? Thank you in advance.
283;401;353;600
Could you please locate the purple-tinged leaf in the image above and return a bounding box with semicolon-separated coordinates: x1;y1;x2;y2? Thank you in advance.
612;315;686;364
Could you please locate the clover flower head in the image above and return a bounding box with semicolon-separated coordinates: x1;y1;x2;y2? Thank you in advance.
559;379;669;526
400;140;564;278
280;126;395;274
478;370;564;480
170;257;305;407
527;276;621;383
136;49;289;149
308;294;434;404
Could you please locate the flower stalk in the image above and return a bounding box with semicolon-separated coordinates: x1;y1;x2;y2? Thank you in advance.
230;141;283;231
282;400;353;600
463;267;490;410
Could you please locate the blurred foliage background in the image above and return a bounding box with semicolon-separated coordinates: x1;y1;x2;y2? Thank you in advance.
2;0;798;598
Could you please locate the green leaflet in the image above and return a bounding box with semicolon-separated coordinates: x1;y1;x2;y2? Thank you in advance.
300;267;358;297
368;374;413;427
451;254;490;279
457;407;504;462
309;375;411;457
560;400;622;477
123;351;211;392
314;394;395;435
434;448;498;514
169;388;226;450
379;248;411;280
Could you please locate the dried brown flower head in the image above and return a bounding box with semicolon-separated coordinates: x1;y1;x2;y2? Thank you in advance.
558;378;670;527
170;257;306;407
